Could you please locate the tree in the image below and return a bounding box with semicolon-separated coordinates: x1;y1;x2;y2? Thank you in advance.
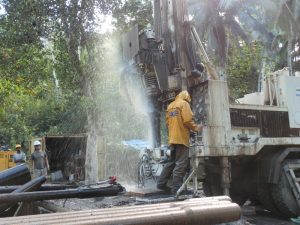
188;0;300;98
112;0;153;31
0;0;118;183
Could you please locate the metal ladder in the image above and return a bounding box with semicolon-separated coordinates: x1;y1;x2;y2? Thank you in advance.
284;163;300;206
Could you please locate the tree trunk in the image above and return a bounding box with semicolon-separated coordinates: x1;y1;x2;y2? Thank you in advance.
288;22;294;76
85;113;99;184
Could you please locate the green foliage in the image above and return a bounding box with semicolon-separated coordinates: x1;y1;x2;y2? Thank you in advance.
0;0;153;150
112;0;153;31
226;42;263;99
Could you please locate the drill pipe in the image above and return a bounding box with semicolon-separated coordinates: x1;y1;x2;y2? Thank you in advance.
7;201;235;224
10;176;46;193
0;184;79;194
0;196;233;221
0;185;123;204
84;204;241;225
2;198;233;222
2;201;233;222
0;164;31;186
0;176;46;213
0;198;241;225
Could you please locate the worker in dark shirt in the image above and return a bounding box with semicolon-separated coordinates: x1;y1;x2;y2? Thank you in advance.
31;140;50;178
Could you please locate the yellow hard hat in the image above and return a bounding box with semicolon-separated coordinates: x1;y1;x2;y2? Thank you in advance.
15;144;21;148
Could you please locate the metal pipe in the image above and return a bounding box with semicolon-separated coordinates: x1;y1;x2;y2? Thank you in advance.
186;196;231;201
191;25;219;80
0;164;31;186
12;199;233;222
2;197;236;223
1;202;241;225
82;205;240;225
11;176;47;193
0;184;79;194
13;202;24;216
0;185;123;204
7;202;234;224
0;176;46;213
24;203;238;225
175;170;195;198
221;157;230;196
135;195;231;204
89;204;240;225
191;26;210;63
1;201;231;221
193;156;199;194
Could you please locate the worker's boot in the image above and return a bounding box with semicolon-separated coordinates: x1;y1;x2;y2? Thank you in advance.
157;184;171;193
171;175;183;195
157;169;173;193
157;152;175;193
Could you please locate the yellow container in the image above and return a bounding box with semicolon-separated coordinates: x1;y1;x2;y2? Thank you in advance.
7;151;16;169
0;152;9;171
0;151;16;171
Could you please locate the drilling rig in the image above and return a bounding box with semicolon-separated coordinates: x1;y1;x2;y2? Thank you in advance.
122;0;300;218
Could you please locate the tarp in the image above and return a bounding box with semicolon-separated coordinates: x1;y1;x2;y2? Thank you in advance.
122;139;150;151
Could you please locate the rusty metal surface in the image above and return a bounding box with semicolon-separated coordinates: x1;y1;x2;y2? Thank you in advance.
0;196;241;225
230;108;300;137
191;80;300;157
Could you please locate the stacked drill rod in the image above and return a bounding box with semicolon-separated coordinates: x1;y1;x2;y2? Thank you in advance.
0;196;241;225
0;165;124;216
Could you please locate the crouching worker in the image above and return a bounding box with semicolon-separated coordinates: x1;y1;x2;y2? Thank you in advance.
157;91;202;194
31;140;50;178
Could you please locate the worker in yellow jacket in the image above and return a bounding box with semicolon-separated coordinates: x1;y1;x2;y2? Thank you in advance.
157;90;202;194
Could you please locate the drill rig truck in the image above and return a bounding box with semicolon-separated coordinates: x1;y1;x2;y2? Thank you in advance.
122;0;300;218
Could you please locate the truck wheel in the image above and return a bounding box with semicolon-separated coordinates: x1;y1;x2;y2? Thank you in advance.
257;183;281;215
271;159;300;218
230;185;248;206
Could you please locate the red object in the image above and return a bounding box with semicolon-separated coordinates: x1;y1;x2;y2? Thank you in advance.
109;176;117;184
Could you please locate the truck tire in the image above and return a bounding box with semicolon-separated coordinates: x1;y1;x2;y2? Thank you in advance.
230;185;248;206
257;183;281;216
271;159;300;218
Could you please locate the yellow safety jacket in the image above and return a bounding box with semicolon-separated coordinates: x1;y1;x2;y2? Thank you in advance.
166;91;198;147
